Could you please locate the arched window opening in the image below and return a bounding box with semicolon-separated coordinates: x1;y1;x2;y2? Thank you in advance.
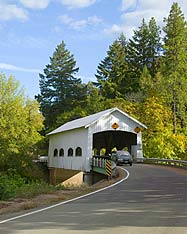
54;149;58;157
68;148;73;157
76;147;82;157
59;148;64;157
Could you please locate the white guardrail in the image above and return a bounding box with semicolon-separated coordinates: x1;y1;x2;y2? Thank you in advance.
91;157;116;170
141;157;187;168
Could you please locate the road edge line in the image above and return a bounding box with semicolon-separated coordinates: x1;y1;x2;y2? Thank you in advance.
0;167;129;224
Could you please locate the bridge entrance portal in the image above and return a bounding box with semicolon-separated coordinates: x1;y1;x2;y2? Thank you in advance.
93;130;137;155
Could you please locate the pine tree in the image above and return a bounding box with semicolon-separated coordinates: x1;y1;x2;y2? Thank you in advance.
85;82;104;114
127;18;161;79
127;19;149;74
148;17;162;76
95;34;130;99
139;66;163;99
162;2;187;134
36;41;85;130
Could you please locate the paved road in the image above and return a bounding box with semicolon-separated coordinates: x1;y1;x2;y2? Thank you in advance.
0;164;187;234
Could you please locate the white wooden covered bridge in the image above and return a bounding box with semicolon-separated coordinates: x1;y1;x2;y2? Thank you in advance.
47;107;147;181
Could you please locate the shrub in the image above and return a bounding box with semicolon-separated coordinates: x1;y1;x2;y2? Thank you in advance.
0;169;25;200
0;169;56;201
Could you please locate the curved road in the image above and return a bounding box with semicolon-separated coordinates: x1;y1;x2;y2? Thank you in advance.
0;164;187;234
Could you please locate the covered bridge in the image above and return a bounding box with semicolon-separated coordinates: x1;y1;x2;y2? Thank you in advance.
47;107;147;174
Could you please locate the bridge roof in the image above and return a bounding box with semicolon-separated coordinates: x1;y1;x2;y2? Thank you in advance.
47;107;147;136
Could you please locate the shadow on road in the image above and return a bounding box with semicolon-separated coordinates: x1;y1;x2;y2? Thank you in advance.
1;164;187;233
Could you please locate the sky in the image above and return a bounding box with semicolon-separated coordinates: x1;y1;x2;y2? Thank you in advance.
0;0;187;99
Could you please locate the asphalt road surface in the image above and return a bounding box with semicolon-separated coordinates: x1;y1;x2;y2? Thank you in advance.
0;164;187;234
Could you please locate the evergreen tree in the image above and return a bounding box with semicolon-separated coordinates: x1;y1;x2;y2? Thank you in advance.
162;2;187;134
95;34;130;99
127;18;162;78
85;82;105;114
140;66;163;99
36;41;85;130
56;82;105;126
148;17;162;76
127;18;149;75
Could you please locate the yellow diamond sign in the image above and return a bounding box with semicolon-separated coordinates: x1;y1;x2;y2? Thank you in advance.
112;122;119;129
134;126;141;133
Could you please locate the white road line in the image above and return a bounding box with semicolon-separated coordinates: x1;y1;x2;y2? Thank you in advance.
0;167;129;224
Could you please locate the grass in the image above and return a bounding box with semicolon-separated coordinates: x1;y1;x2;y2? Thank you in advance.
16;181;58;199
0;168;124;215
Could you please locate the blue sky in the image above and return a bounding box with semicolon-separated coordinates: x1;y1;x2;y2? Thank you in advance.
0;0;186;98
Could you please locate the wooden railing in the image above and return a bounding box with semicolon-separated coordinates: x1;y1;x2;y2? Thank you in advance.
92;156;107;168
91;156;116;176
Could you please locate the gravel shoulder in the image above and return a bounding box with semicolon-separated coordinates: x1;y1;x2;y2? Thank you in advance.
0;167;125;215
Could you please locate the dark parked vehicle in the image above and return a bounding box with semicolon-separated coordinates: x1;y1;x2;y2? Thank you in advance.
116;150;133;166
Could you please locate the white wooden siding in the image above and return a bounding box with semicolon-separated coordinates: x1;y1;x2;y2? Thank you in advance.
89;111;140;134
48;108;146;172
48;127;88;171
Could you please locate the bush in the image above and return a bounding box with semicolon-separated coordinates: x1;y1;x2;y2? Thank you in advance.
0;169;25;200
0;169;56;201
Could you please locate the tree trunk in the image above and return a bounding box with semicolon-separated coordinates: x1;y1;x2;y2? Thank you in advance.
173;89;177;134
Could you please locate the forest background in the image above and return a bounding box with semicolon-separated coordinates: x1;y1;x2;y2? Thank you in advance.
0;2;187;199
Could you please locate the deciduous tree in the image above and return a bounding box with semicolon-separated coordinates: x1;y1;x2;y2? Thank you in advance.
0;74;43;170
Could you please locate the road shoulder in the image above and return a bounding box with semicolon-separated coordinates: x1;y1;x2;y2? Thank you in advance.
0;167;126;215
